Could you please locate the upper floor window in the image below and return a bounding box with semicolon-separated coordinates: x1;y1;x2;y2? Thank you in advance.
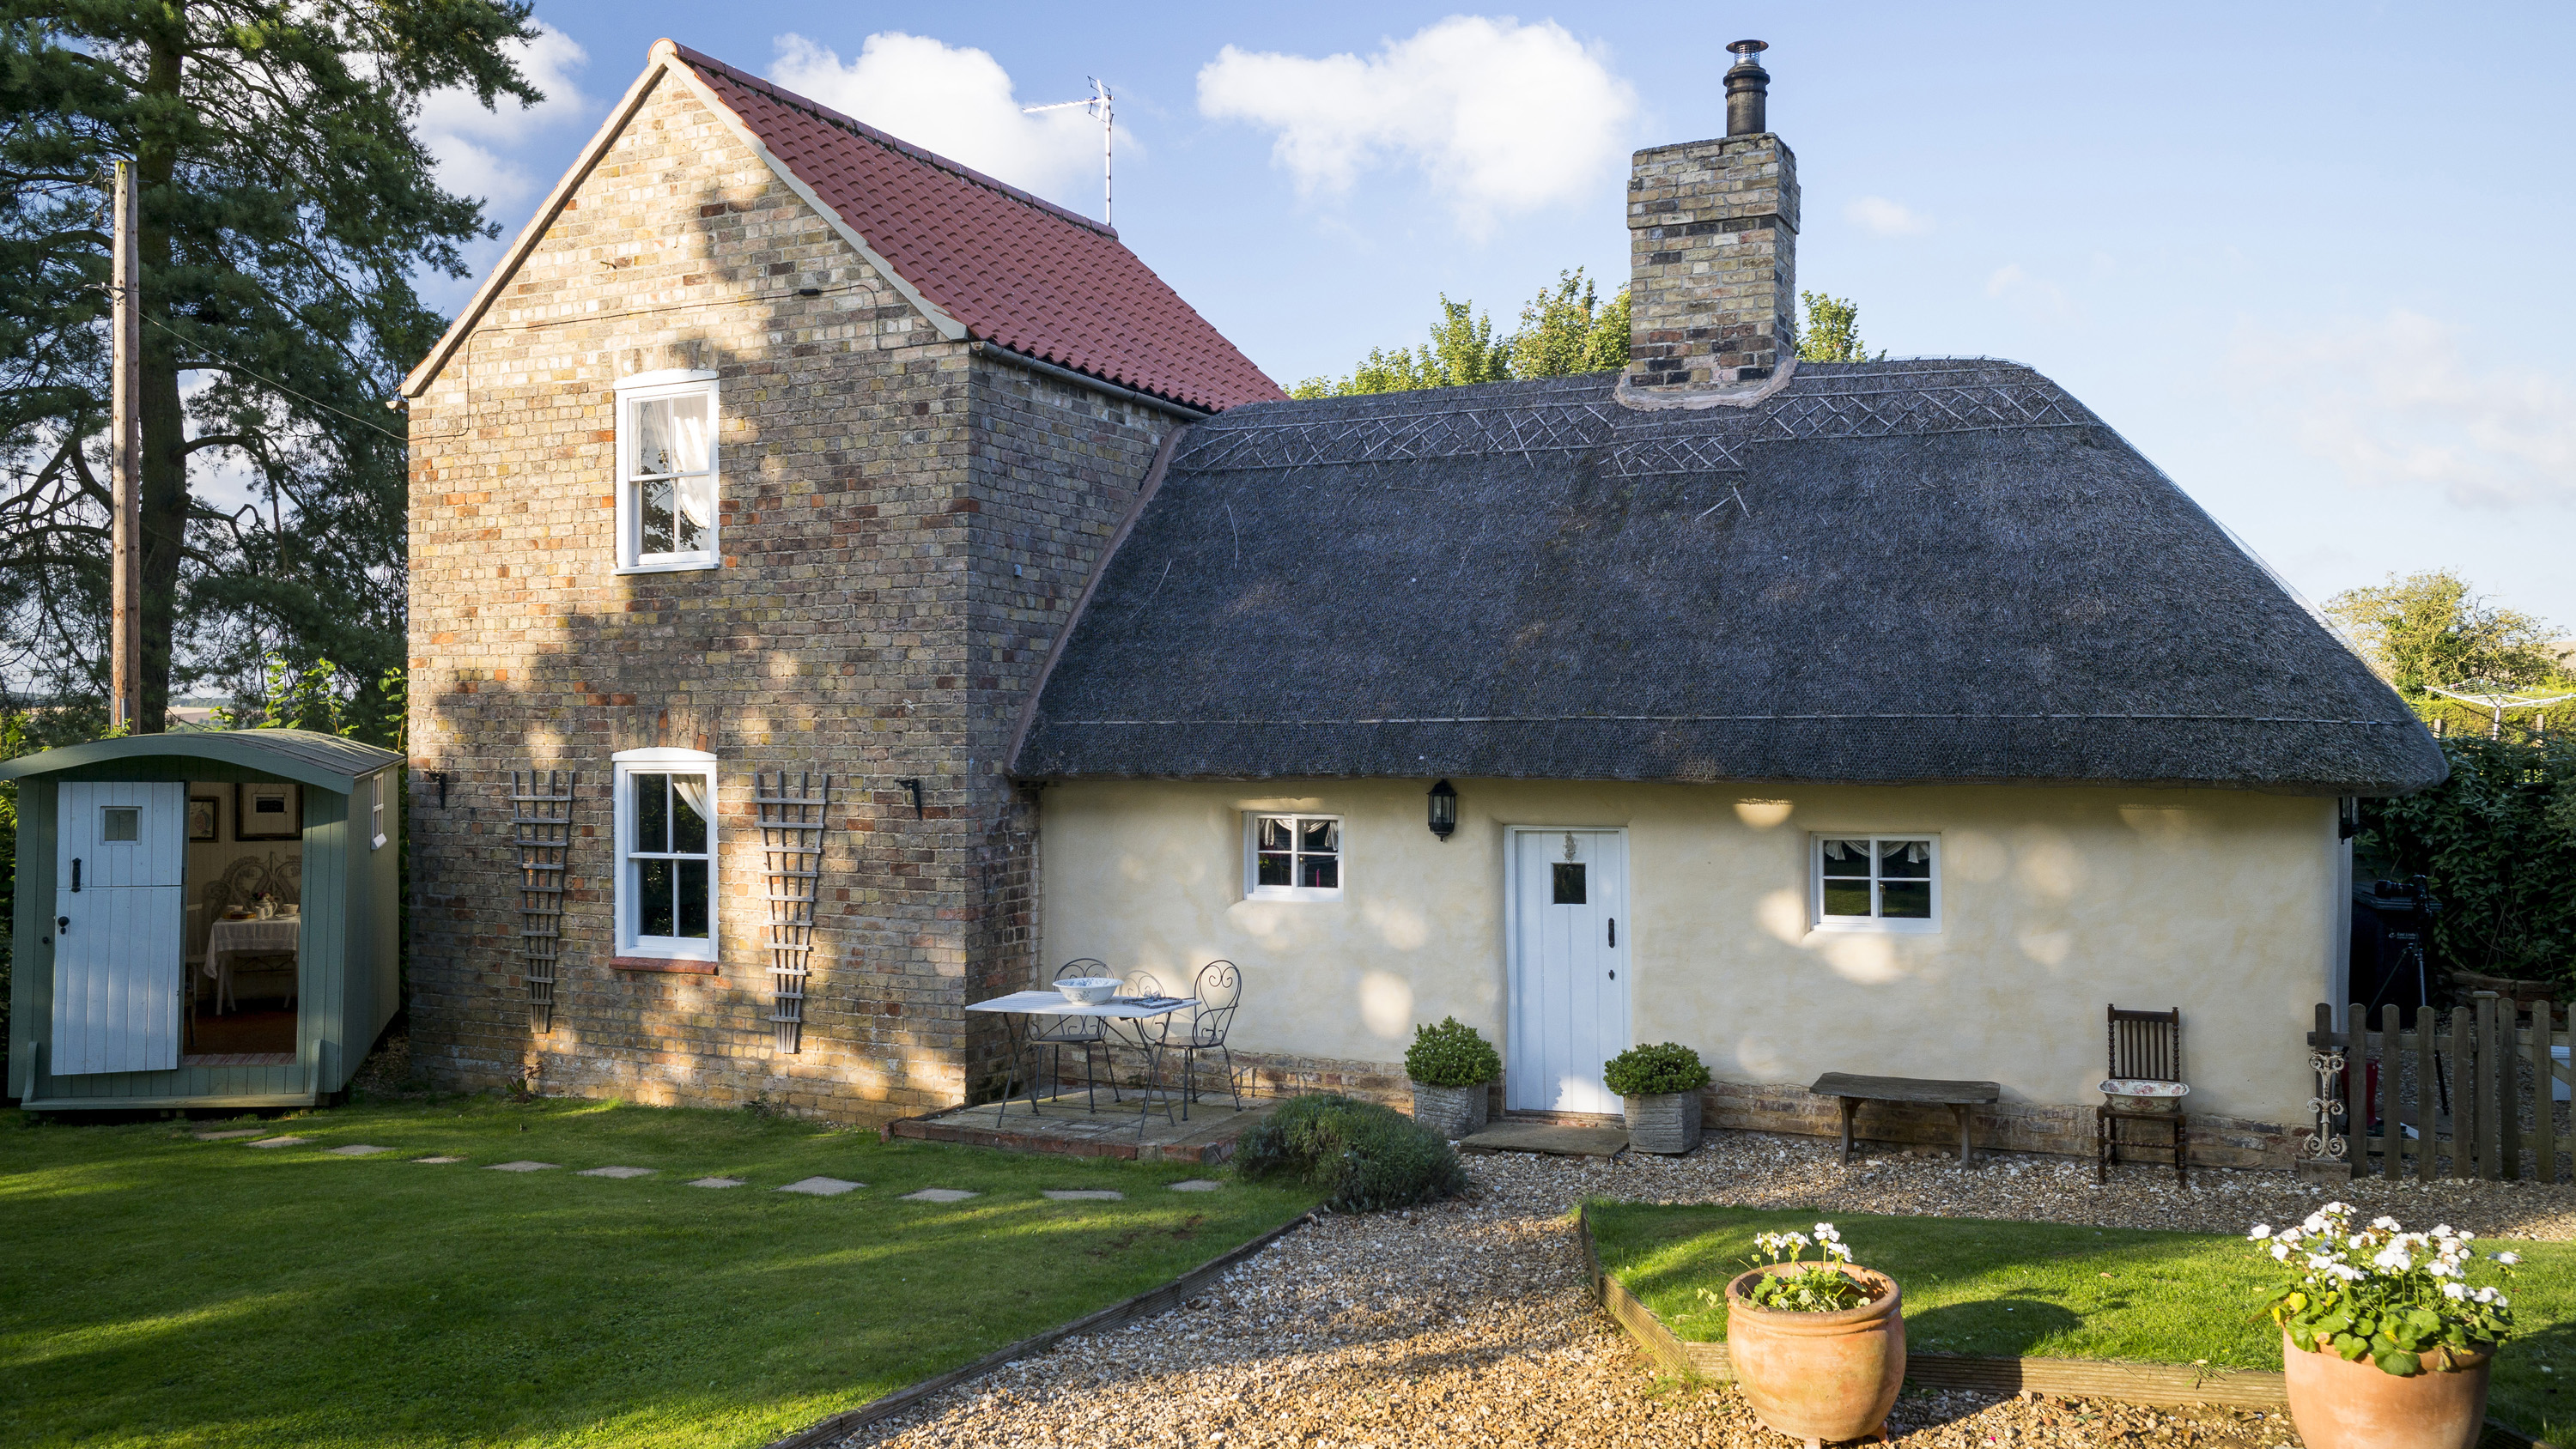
613;748;719;961
1813;835;1939;932
1246;813;1341;901
614;370;718;573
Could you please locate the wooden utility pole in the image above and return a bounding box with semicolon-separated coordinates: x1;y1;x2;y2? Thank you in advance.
110;159;143;732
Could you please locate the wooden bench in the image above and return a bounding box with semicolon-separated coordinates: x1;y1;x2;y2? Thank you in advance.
1811;1072;2002;1165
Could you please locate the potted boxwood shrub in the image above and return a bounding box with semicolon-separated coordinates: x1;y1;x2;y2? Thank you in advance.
1724;1223;1905;1447
2255;1203;2516;1449
1405;1017;1500;1138
1603;1041;1709;1154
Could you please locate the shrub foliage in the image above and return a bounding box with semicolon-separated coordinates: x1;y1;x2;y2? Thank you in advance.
1403;1016;1501;1088
1604;1041;1710;1097
1236;1094;1468;1212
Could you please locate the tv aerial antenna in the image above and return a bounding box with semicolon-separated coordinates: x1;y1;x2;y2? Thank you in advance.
1024;78;1115;227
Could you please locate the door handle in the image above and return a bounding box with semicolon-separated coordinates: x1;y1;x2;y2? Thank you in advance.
70;858;81;892
57;914;69;935
1607;918;1615;947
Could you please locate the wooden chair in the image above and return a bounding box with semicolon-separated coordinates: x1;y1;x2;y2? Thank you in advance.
2098;1005;2186;1185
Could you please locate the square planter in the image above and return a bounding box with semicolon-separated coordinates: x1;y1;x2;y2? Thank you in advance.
1625;1089;1703;1155
1411;1081;1491;1139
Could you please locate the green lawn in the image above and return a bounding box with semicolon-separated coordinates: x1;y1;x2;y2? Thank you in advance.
1587;1203;2576;1444
0;1096;1314;1449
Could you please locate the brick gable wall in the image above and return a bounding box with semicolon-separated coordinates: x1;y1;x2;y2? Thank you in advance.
404;71;1167;1121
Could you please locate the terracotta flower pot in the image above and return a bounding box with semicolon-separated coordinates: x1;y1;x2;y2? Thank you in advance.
1724;1263;1905;1447
2281;1333;2491;1449
1410;1081;1490;1139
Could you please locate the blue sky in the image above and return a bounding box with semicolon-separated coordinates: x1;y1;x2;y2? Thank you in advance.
418;3;2576;628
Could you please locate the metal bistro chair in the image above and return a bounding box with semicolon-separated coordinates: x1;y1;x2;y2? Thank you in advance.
1027;958;1121;1111
1148;960;1243;1121
1118;968;1181;1133
2098;1004;2187;1185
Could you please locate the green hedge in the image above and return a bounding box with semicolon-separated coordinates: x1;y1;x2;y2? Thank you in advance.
2361;734;2576;985
1403;1016;1500;1088
1236;1094;1467;1211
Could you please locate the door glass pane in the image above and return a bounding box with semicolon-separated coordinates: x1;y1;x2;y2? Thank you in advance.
676;859;709;938
1821;880;1873;917
1552;862;1588;904
639;858;676;937
1881;881;1933;918
635;773;669;853
1256;852;1292;887
1819;839;1869;877
101;807;139;842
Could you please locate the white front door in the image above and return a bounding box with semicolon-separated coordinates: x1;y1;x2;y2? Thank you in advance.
1509;828;1630;1115
52;781;186;1075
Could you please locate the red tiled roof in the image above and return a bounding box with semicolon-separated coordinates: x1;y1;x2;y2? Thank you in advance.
673;45;1283;413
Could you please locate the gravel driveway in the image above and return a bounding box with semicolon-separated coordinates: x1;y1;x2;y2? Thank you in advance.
837;1132;2576;1449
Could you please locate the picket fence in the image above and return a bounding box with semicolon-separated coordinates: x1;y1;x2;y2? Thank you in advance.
2310;991;2574;1181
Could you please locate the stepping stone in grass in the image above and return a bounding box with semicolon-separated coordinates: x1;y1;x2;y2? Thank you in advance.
578;1166;656;1179
245;1137;310;1149
194;1129;265;1141
688;1177;746;1189
414;1156;466;1165
1042;1190;1125;1201
900;1188;979;1203
776;1176;863;1197
487;1161;560;1173
327;1144;393;1157
1169;1179;1223;1191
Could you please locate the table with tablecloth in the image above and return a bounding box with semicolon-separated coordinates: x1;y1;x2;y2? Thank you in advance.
203;916;300;1015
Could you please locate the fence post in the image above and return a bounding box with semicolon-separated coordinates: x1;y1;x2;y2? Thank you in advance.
2532;999;2557;1185
2451;1004;2475;1179
2380;1003;2402;1179
2473;992;2506;1180
2300;1002;2353;1180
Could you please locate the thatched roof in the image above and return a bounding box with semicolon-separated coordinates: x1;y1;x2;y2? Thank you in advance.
1012;361;2443;796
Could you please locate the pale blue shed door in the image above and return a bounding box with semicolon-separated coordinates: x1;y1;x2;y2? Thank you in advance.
52;781;186;1075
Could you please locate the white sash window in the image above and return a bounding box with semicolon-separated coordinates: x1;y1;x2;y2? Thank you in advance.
614;371;719;572
614;748;719;960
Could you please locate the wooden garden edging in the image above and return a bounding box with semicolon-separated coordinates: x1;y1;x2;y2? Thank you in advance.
762;1207;1317;1449
1577;1208;2552;1449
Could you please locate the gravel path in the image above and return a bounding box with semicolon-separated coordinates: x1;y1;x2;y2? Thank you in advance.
838;1132;2576;1449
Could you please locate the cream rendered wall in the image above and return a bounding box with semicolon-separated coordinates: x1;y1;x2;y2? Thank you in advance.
1037;778;2338;1125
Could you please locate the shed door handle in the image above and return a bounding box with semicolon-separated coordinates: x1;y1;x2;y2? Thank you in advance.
1607;918;1615;948
57;915;69;935
70;858;81;892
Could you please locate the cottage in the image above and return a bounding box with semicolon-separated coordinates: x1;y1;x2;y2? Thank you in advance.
3;730;404;1110
396;39;2436;1161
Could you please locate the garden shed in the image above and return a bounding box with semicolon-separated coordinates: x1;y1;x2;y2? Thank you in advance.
4;730;403;1110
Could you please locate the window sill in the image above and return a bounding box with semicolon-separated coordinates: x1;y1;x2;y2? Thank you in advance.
1246;889;1344;904
608;957;720;974
1809;919;1941;936
614;558;719;576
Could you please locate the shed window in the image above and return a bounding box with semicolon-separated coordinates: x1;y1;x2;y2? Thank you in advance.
614;371;719;573
1247;814;1341;900
614;749;719;960
1814;836;1939;931
369;773;387;851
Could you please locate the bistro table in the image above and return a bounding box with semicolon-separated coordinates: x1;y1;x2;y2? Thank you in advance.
204;914;301;1015
966;990;1199;1137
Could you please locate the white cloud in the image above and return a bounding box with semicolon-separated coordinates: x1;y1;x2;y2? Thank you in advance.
1984;263;2075;321
767;33;1111;212
1196;16;1637;237
1846;196;1930;237
418;25;594;206
2227;311;2576;510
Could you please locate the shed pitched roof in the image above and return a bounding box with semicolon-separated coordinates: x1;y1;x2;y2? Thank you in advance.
1012;361;2445;795
0;729;401;794
402;42;1284;413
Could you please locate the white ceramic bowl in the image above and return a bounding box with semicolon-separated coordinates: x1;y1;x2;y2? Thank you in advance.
1056;977;1121;1005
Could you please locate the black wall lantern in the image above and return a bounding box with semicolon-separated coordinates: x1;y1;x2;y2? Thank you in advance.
1427;779;1458;840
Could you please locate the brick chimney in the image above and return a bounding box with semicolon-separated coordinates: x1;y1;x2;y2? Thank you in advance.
1622;39;1801;405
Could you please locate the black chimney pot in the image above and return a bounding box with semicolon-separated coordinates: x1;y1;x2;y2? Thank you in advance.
1725;39;1771;136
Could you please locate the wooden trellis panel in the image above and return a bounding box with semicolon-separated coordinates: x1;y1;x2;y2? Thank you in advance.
511;770;574;1034
756;773;829;1052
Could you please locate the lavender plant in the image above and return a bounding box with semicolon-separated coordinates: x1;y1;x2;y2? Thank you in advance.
2252;1203;2518;1374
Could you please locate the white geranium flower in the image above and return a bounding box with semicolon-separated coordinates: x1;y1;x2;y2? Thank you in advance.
2474;1287;2499;1304
2271;1243;2292;1261
2371;1216;2403;1230
2444;1282;2469;1300
2494;1252;2523;1265
2249;1225;2273;1240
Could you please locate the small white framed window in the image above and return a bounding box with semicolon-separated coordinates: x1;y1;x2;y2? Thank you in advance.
613;369;719;573
369;773;387;851
613;747;719;961
1245;813;1342;900
1812;835;1940;932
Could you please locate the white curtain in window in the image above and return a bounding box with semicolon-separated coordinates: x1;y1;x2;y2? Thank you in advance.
1874;840;1929;863
671;773;711;841
675;473;714;530
634;394;711;476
